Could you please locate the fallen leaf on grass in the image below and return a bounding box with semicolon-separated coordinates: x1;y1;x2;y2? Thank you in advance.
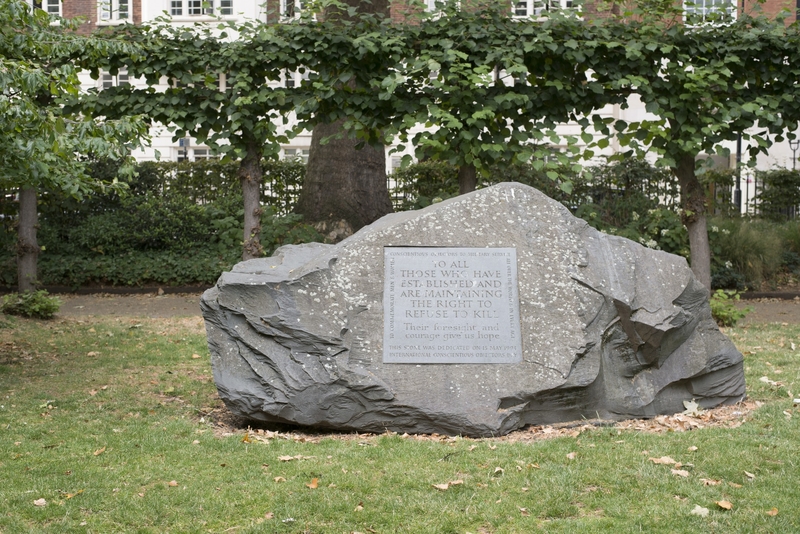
33;498;47;507
278;455;315;462
650;456;678;465
273;477;286;483
306;478;319;489
671;469;690;477
700;478;721;486
767;508;779;516
744;471;756;480
759;376;781;387
519;507;530;516
688;446;699;452
87;351;100;357
64;490;83;499
93;447;106;456
191;353;201;359
432;480;464;491
241;433;251;443
493;467;504;476
168;480;179;487
566;452;577;460
729;482;743;488
716;500;733;510
690;505;709;517
264;512;274;519
683;399;704;417
354;503;364;512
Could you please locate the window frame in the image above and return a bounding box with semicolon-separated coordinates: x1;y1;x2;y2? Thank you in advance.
683;0;737;25
283;147;310;163
169;0;234;18
31;0;61;16
99;71;131;90
98;0;130;23
511;0;576;18
280;0;307;20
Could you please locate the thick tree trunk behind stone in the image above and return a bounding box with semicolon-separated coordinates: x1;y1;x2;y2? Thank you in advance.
458;164;477;195
674;154;711;290
239;143;264;260
296;120;392;241
297;0;392;241
17;186;39;292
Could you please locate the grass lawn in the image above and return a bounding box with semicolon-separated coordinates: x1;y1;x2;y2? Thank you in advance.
0;314;798;533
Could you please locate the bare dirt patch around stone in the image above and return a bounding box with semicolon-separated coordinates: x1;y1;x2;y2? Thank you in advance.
737;297;800;325
57;292;204;319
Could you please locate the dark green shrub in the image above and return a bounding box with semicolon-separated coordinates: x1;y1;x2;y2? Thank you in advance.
711;265;746;291
782;220;800;255
1;290;61;319
710;218;784;288
755;169;800;221
390;161;460;210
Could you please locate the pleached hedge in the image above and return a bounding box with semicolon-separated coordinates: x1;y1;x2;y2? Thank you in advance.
0;158;797;290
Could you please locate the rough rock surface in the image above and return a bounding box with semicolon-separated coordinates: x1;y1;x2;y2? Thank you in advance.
201;183;746;437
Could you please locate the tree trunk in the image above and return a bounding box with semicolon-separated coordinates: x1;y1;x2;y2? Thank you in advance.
458;164;478;195
673;154;712;290
239;143;264;261
297;0;392;241
296;119;392;240
17;186;39;292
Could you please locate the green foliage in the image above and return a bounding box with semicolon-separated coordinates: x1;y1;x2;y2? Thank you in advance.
391;161;460;210
0;159;318;288
709;289;751;327
36;250;236;288
755;169;800;222
0;0;147;194
782;220;800;256
709;218;785;289
0;290;60;319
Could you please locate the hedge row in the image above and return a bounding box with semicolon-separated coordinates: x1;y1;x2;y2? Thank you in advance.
1;158;798;289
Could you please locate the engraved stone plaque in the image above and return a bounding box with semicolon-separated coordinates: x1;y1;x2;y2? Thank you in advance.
383;247;522;364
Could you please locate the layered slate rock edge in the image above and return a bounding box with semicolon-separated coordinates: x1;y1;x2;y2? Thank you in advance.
201;183;746;437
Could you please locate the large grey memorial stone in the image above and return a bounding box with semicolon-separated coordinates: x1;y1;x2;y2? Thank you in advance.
201;182;746;437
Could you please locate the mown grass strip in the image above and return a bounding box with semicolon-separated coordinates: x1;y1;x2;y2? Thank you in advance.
0;317;798;532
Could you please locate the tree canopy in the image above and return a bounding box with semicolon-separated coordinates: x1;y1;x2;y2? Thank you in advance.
78;2;800;287
1;0;147;290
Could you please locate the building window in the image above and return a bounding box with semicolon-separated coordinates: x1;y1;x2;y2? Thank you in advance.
99;0;129;20
32;0;61;15
513;0;574;17
284;69;310;89
177;140;217;161
192;148;215;160
170;0;231;16
684;0;735;24
283;147;310;163
281;0;306;18
100;72;130;89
